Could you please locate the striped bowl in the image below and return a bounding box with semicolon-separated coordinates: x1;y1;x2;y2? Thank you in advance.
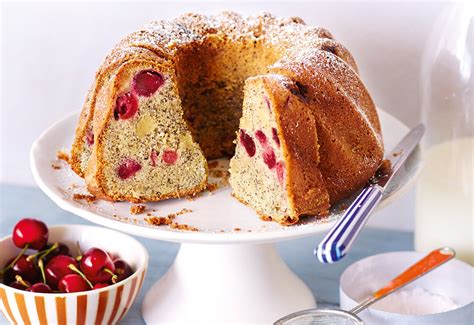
0;224;149;324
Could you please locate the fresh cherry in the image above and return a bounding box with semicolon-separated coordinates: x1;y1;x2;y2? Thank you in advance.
239;130;256;157
117;159;142;180
114;92;138;120
162;150;178;165
80;248;116;284
27;283;52;293
9;280;29;290
13;218;48;250
45;255;78;289
42;242;71;264
9;276;31;290
58;274;90;293
132;70;164;97
113;259;133;282
4;255;40;283
93;283;109;289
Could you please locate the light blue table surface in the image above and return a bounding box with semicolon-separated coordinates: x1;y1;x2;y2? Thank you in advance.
0;184;412;324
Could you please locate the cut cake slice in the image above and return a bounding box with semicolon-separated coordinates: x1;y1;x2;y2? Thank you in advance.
229;74;330;225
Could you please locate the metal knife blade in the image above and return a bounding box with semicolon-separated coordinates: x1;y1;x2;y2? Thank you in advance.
376;123;425;189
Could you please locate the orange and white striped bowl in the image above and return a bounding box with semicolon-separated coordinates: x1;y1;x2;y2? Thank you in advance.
0;224;149;324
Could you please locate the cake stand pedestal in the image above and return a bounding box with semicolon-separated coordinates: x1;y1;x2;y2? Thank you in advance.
30;109;420;324
142;243;315;323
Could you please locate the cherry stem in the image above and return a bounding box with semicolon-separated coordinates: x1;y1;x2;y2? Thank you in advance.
68;264;93;288
15;275;30;288
104;268;118;284
76;241;82;258
27;242;58;262
1;244;29;275
38;258;47;284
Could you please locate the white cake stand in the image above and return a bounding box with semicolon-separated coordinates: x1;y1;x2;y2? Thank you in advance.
30;109;420;324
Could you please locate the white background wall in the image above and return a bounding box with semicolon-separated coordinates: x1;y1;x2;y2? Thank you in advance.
0;1;452;230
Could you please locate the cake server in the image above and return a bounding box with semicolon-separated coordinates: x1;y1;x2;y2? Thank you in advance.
315;123;425;264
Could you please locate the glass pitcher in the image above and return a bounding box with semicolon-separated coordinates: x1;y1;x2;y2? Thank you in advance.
415;2;473;265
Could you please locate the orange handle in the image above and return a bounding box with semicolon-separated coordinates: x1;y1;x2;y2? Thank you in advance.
373;247;455;299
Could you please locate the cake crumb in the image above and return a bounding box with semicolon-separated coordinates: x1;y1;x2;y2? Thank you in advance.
145;216;172;226
176;208;192;216
130;205;146;215
186;192;201;201
206;183;218;192
68;183;79;190
57;150;70;164
73;193;96;203
170;222;198;231
260;216;273;222
234;227;241;232
339;203;349;211
375;159;392;179
165;208;192;220
51;163;61;170
393;150;403;157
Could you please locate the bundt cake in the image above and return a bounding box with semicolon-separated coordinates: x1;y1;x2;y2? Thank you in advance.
70;12;384;224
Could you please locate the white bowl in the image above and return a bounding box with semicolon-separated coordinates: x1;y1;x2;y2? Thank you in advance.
0;224;149;325
340;251;474;324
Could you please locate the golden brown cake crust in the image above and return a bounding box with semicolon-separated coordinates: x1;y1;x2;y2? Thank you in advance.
264;76;331;218
270;49;383;202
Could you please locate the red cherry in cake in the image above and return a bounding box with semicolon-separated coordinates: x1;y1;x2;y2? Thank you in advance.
58;274;91;293
5;255;40;283
255;130;267;146
45;255;78;289
113;259;133;282
262;147;276;169
117;159;142;179
13;218;48;250
114;92;138;120
276;161;285;184
27;283;53;293
150;149;159;167
272;128;280;147
239;129;256;157
80;248;116;284
264;96;271;111
93;283;109;289
132;70;164;97
86;128;94;146
162;150;178;165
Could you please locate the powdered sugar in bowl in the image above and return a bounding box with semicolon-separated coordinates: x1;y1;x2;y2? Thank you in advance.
340;251;474;324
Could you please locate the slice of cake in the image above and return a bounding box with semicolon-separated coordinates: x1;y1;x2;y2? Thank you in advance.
229;75;330;225
85;58;207;202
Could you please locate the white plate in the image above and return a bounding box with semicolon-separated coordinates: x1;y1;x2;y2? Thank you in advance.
30;109;420;244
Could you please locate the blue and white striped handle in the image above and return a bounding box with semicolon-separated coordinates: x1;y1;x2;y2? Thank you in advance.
315;184;383;263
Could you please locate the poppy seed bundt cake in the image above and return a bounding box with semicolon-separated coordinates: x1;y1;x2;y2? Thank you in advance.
70;12;384;225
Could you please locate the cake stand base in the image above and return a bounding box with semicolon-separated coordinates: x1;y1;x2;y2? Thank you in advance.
141;243;316;324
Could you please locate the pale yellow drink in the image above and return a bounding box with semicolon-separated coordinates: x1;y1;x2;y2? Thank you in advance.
415;138;474;265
